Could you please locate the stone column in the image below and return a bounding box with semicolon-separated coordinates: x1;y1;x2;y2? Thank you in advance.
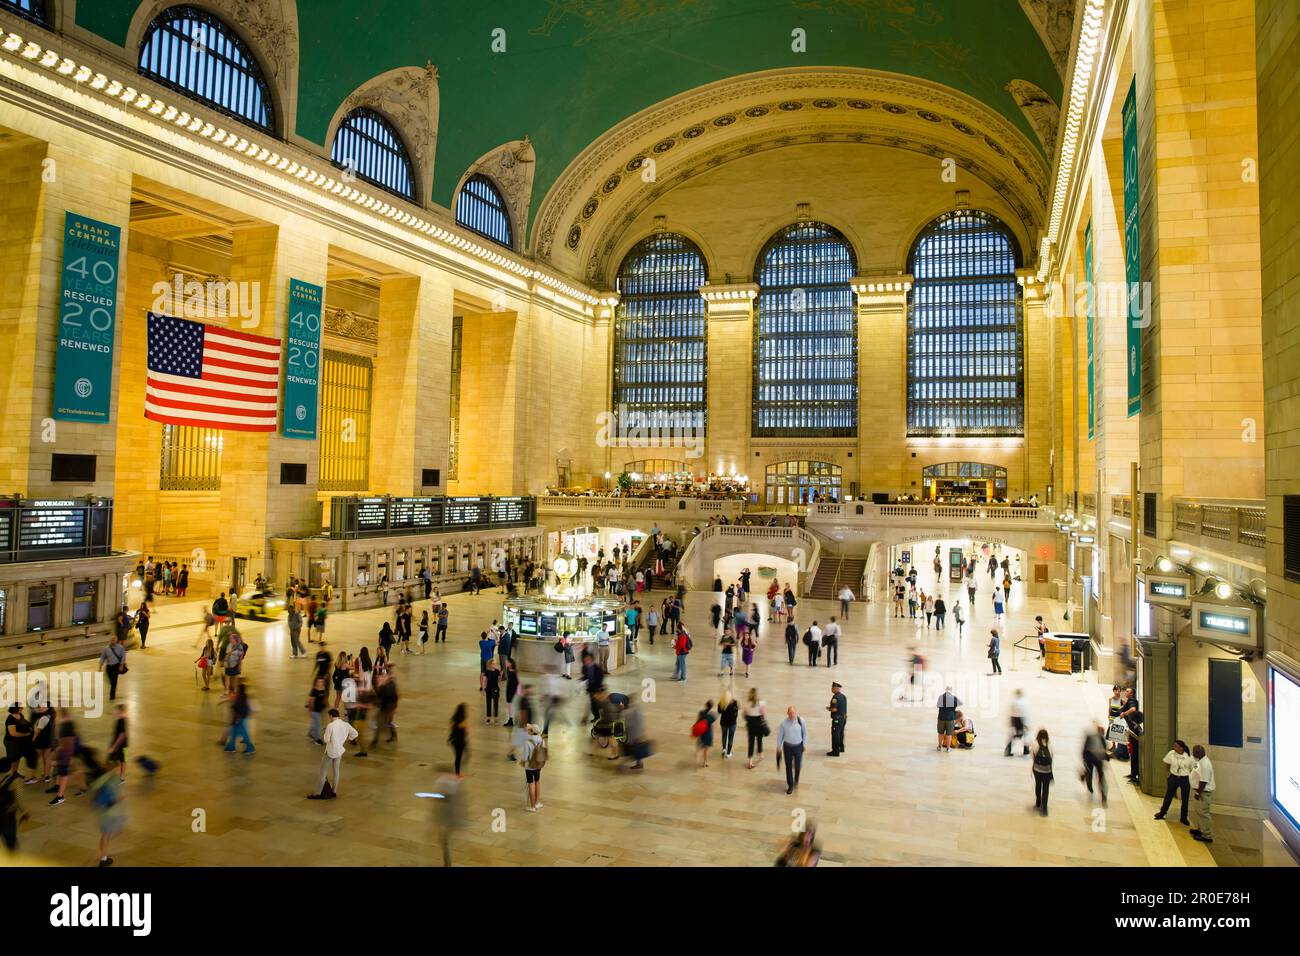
852;278;909;498
216;221;329;588
1134;0;1265;535
700;283;756;478
1019;272;1052;499
0;141;132;500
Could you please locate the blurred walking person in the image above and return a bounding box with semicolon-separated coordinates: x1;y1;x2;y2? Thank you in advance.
1032;729;1054;815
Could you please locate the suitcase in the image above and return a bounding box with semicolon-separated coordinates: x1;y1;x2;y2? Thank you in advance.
134;755;160;774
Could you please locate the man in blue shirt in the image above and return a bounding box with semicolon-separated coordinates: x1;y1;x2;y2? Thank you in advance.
775;706;808;794
478;632;496;674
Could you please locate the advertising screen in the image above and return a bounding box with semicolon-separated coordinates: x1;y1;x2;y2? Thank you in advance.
1270;664;1300;834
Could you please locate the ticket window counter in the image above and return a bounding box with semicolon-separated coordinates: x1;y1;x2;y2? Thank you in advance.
376;553;388;586
310;559;337;591
27;584;55;632
72;581;97;625
355;559;371;588
395;550;407;583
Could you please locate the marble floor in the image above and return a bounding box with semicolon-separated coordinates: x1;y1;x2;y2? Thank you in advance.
5;572;1220;867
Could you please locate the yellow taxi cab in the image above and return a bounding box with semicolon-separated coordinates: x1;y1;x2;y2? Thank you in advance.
234;586;287;620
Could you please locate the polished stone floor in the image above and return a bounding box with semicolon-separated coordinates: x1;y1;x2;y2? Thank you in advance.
6;571;1220;867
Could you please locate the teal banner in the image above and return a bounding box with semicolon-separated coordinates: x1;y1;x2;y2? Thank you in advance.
1122;78;1142;417
1085;220;1094;440
282;278;322;439
54;212;121;423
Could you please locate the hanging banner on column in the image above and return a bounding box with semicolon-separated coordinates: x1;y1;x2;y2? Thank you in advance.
282;278;322;439
1121;78;1142;418
1085;219;1094;440
53;212;121;422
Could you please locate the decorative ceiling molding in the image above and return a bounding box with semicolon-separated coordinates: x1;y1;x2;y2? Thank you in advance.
127;0;300;133
1006;79;1060;156
323;305;379;344
532;68;1049;281
1018;0;1078;75
454;136;536;251
328;64;440;207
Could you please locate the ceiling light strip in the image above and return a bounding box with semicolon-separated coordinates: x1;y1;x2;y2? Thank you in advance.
1038;0;1106;281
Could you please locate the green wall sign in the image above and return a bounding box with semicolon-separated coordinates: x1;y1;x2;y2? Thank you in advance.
1085;219;1094;440
1121;78;1142;417
54;212;121;423
282;278;323;440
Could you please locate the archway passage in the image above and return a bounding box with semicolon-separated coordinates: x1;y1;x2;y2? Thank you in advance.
765;460;842;511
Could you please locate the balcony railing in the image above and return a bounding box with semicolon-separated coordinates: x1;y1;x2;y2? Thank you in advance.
537;495;747;520
807;502;1050;524
1171;497;1265;552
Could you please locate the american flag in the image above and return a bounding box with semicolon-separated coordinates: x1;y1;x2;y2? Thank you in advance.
145;312;281;432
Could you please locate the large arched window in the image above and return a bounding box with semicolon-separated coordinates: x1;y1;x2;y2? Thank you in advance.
613;232;708;438
2;0;47;25
332;107;416;201
455;173;513;248
138;5;275;133
753;221;858;437
907;209;1024;436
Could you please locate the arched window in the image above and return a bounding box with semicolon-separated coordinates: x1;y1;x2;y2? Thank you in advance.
2;0;47;25
907;209;1024;436
765;460;842;511
138;5;274;133
753;221;858;437
332;107;416;201
455;173;513;248
613;233;708;438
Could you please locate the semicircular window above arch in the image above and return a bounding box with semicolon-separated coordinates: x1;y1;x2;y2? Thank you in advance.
907;209;1024;437
2;0;48;25
138;5;275;133
332;107;416;201
455;173;514;248
613;232;708;439
753;221;858;438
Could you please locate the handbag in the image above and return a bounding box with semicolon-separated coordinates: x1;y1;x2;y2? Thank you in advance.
553;640;564;653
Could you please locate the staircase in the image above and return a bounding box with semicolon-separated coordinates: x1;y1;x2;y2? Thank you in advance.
807;554;867;601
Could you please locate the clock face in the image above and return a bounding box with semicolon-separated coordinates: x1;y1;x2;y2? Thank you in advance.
552;557;570;578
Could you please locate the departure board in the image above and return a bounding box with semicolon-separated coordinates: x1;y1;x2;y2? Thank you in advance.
0;497;113;563
329;495;535;539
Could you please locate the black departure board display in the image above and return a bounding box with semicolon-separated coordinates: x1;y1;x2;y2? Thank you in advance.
0;497;114;563
329;495;535;539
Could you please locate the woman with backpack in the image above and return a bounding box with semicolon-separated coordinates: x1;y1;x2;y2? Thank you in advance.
1032;729;1054;815
692;701;716;767
521;723;547;811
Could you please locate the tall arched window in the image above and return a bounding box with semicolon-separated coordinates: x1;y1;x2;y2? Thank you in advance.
455;173;513;248
613;232;708;437
2;0;47;25
907;209;1024;436
332;107;416;201
753;221;858;437
138;5;275;133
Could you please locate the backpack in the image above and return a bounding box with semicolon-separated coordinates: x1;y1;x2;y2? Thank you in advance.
690;718;708;738
525;738;549;770
0;776;16;820
802;630;813;646
682;635;693;653
91;778;119;810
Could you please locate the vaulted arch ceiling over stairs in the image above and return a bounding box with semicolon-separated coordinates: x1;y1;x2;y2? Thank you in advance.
75;0;1068;250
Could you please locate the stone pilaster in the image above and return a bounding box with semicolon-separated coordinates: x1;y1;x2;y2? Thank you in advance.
701;282;756;477
852;278;909;497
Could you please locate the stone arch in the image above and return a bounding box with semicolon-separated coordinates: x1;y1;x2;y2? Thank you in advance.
126;0;299;137
326;65;440;208
533;67;1048;284
451;136;535;250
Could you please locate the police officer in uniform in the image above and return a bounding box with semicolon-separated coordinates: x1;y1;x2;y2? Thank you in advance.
827;682;847;756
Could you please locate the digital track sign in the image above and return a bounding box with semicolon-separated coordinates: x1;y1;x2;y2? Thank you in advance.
329;495;535;539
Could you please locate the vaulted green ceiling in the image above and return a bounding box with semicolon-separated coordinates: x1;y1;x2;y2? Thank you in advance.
75;1;1063;227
